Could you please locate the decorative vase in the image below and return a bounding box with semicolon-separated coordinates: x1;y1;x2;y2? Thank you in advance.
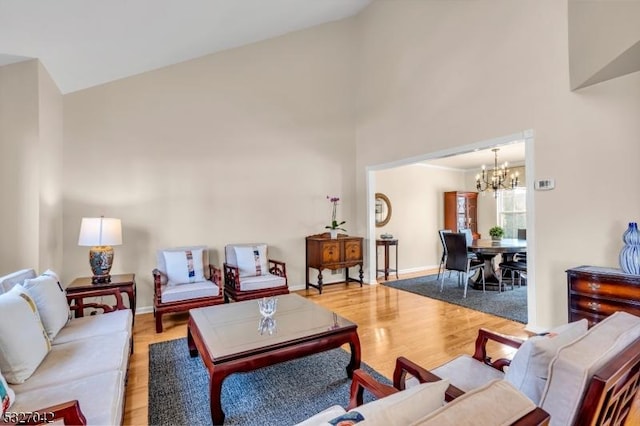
619;222;640;275
329;229;338;239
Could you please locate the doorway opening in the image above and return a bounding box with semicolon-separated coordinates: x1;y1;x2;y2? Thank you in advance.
365;129;537;327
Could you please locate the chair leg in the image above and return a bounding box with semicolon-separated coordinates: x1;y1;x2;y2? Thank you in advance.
440;269;445;292
155;312;163;333
463;271;468;298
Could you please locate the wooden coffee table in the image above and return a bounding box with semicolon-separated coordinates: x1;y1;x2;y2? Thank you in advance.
187;293;361;424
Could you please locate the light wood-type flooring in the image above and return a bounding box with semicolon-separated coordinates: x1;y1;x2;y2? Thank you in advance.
123;271;639;425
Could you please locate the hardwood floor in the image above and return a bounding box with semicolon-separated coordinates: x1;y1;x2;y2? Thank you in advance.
123;271;639;425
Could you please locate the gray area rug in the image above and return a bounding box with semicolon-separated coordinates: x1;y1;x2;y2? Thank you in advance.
384;274;527;324
148;338;390;426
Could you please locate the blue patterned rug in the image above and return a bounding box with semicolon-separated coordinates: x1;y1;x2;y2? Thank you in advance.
384;274;527;324
148;338;390;425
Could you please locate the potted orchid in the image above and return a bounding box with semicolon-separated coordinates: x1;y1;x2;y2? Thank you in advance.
325;196;346;239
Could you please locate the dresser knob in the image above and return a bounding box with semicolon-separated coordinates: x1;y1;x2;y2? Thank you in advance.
588;282;601;291
587;302;601;311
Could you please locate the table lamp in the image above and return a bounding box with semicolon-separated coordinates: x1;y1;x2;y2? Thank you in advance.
78;216;122;283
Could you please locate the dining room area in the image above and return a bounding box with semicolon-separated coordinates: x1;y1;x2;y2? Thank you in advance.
372;139;531;324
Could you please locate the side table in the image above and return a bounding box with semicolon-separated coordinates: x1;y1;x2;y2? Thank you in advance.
376;239;398;281
66;273;136;319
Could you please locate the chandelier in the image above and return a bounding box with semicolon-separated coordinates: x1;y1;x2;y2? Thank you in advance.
475;148;519;197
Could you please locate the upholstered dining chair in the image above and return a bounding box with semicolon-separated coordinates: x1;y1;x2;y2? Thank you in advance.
152;245;224;332
436;229;452;279
441;232;485;297
223;243;289;302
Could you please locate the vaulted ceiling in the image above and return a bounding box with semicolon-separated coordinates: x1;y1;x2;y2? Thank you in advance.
0;0;370;94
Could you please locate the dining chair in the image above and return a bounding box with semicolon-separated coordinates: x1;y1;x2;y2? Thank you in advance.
436;229;452;279
441;232;485;297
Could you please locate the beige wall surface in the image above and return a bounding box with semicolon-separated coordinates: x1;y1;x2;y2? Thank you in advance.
354;0;640;329
0;60;41;273
63;20;357;308
37;62;64;273
375;164;465;273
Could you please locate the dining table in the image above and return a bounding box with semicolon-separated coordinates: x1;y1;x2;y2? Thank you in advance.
469;238;527;289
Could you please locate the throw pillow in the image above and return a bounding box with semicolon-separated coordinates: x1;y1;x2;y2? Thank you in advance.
233;245;268;277
340;379;449;426
23;271;71;340
163;249;206;284
504;318;588;403
0;284;51;384
0;371;15;416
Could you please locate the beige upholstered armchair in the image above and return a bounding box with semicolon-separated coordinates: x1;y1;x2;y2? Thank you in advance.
399;312;640;426
223;243;289;302
152;245;224;333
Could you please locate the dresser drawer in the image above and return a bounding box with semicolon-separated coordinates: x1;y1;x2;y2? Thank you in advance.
569;295;640;318
320;241;340;263
570;277;640;300
344;240;362;261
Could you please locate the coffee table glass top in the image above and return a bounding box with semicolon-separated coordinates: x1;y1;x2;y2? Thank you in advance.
189;293;356;362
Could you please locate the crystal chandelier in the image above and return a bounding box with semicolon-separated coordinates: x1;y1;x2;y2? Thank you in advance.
475;148;519;197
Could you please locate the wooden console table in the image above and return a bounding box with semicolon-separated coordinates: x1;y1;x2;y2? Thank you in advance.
305;233;363;294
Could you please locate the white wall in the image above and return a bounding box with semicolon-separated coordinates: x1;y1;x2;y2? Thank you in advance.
63;20;357;309
354;0;640;329
375;164;465;273
0;60;63;274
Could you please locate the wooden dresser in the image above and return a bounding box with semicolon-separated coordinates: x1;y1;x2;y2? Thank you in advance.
305;233;363;294
566;265;640;327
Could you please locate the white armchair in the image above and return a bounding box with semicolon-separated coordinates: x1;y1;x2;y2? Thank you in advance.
152;245;224;332
223;243;289;302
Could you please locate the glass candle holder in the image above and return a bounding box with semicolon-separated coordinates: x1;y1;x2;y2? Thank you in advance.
257;297;278;318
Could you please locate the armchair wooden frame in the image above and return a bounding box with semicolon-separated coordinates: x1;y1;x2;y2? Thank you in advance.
347;328;640;426
152;264;224;333
346;357;550;426
0;400;87;425
223;259;289;302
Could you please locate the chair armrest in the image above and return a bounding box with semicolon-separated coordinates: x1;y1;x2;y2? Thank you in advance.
1;400;87;425
393;357;464;402
346;369;399;410
207;265;222;288
268;259;287;278
472;328;524;371
223;263;241;290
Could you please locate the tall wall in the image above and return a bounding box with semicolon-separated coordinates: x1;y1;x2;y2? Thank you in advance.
63;20;357;308
354;0;640;329
374;164;466;272
0;60;63;274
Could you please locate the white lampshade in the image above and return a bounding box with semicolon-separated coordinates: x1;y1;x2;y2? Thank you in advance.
78;217;122;246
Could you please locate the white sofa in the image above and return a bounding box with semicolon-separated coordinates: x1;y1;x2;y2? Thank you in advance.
0;269;132;425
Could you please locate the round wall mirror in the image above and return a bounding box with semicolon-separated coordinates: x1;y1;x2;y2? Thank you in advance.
375;193;392;227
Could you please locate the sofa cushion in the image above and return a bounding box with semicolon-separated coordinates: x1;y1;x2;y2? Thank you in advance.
0;269;36;294
161;281;220;303
343;379;449;426
410;379;536;425
0;285;51;384
430;354;504;392
233;244;269;277
11;370;125;426
162;248;206;284
11;331;130;393
504;319;588;404
239;274;287;292
23;272;71;340
540;311;640;426
0;371;15;416
53;309;133;345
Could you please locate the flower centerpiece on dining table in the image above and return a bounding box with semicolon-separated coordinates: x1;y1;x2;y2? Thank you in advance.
325;196;346;239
